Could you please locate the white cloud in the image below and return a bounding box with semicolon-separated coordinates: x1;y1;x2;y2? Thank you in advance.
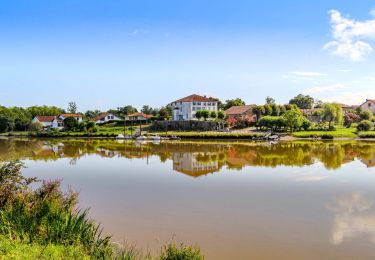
319;90;375;105
324;9;375;61
290;71;327;77
304;83;347;94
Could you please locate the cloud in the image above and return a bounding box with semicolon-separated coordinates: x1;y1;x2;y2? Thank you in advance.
290;71;327;77
337;69;352;72
324;9;375;61
304;83;347;94
319;90;375;105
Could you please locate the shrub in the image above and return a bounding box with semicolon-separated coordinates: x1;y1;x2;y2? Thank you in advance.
159;243;204;260
28;121;44;131
321;134;334;140
357;120;373;131
359;110;373;121
343;112;361;128
63;117;79;130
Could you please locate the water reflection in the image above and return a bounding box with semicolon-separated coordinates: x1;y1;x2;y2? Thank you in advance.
1;139;375;176
327;192;375;245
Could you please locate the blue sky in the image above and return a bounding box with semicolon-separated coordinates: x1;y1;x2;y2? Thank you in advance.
0;0;375;111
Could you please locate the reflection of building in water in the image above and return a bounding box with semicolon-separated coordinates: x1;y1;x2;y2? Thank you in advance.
173;152;220;177
327;192;375;245
361;154;375;168
96;148;120;158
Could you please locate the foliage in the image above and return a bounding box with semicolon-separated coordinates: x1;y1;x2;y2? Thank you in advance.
257;116;285;131
223;98;245;110
217;111;226;120
117;105;138;115
358;131;375;138
195;111;202;120
357;120;373;131
359;110;373;121
63;117;79;130
210;111;217;119
0;116;15;133
67;102;78;114
26;106;64;117
289;94;314;109
263;104;272;116
265;96;275;104
292;128;357;138
281;109;305;132
270;103;280;116
319;103;343;129
28;121;44;132
251;106;265;119
200;110;210;121
159;243;204;260
85;110;102;119
343;112;361;128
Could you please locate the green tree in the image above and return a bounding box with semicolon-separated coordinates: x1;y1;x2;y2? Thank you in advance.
141;105;153;115
266;96;275;104
210;111;217;120
271;103;280;116
252;105;265;119
63;117;78;130
158;107;169;120
319;103;343;129
26;106;64;117
195;110;203;120
282;109;305;132
217;111;226;120
67;102;77;114
289;94;314;109
201;110;210;121
359;110;373;121
357;120;373;131
264;104;272;115
118;105;138;115
223;98;245;110
0;116;14;133
85;110;101;119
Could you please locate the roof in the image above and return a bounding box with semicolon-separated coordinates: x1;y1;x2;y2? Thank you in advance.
174;94;218;103
59;114;83;118
360;99;375;107
93;113;110;121
225;105;254;115
34;116;56;122
127;113;152;119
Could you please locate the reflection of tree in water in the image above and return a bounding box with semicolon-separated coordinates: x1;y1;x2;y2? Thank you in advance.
1;139;375;174
327;192;375;245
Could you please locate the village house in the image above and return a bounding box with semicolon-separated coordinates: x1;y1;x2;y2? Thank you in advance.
31;116;62;130
171;94;218;121
360;99;375;114
93;113;122;124
225;105;257;124
125;113;152;121
58;114;83;123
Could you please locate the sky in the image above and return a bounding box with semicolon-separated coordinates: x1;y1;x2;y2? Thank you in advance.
0;0;375;111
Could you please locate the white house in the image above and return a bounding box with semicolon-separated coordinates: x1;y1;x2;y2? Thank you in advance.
360;99;375;114
124;113;152;121
58;114;83;123
171;94;218;121
93;113;121;124
31;116;62;129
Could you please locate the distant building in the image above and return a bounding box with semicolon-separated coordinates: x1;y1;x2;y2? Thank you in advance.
58;114;84;123
225;105;257;124
173;152;220;177
31;116;61;130
360;99;375;114
171;94;218;121
125;113;152;121
93;113;121;124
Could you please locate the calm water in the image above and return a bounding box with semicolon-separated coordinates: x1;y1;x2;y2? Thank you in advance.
1;138;375;259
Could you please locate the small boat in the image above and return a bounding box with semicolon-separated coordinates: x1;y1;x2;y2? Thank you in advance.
136;136;147;141
116;134;125;139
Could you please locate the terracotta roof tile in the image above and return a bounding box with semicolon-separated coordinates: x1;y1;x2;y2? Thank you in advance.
174;94;218;103
225;105;254;115
35;116;56;122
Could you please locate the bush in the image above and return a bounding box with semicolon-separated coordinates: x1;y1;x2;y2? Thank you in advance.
160;243;204;260
28;121;44;131
357;120;373;131
63;117;79;130
359;110;373;121
321;134;334;140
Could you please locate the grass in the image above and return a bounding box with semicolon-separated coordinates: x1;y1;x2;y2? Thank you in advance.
148;131;265;139
358;131;375;138
0;161;204;260
292;127;357;139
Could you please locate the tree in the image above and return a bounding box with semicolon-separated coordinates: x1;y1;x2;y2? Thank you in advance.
359;110;373;121
210;111;217;120
343;112;360;128
26;106;64;117
266;96;275;104
264;104;272;116
141;105;153;115
252;106;265;120
289;94;314;109
0;116;14;133
195;110;203;120
319;103;343;129
270;103;280;116
63;117;78;130
158;107;169;120
201;110;210;121
118;105;138;115
67;102;77;114
357;120;373;131
85;110;101;119
28;121;43;131
217;111;227;120
223;98;245;110
282;109;304;132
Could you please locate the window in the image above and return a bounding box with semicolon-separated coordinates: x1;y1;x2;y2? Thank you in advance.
369;103;372;107
198;102;201;105
193;102;196;105
203;102;206;106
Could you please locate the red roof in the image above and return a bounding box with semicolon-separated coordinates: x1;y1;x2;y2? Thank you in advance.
225;105;254;115
59;114;83;118
35;116;56;122
128;113;152;119
174;94;217;103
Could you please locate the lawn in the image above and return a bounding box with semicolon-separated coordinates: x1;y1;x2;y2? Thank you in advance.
358;131;375;138
292;128;357;139
148;131;265;139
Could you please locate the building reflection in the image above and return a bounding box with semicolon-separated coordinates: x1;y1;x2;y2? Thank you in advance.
1;139;375;177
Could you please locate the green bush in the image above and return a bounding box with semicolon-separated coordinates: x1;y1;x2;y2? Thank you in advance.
160;243;204;260
321;134;334;140
357;120;373;131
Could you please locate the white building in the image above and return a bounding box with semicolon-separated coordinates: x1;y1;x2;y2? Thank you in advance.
360;99;375;114
171;94;218;121
94;113;121;124
58;114;84;123
31;116;62;129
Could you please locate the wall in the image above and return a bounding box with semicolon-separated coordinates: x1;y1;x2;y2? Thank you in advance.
151;120;223;131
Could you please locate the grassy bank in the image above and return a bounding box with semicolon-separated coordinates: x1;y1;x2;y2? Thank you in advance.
358;131;375;138
0;161;204;260
149;131;265;139
291;128;358;139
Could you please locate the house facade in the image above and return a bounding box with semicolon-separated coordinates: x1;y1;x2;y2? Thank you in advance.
58;114;83;123
360;99;375;114
125;113;152;121
31;116;62;129
94;113;121;124
171;94;218;121
225;105;257;124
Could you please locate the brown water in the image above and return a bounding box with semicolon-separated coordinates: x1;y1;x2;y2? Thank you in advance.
1;138;375;259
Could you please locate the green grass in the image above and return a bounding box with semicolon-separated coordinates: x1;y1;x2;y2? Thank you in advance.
0;236;90;259
292;128;357;139
358;131;375;138
148;131;264;139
